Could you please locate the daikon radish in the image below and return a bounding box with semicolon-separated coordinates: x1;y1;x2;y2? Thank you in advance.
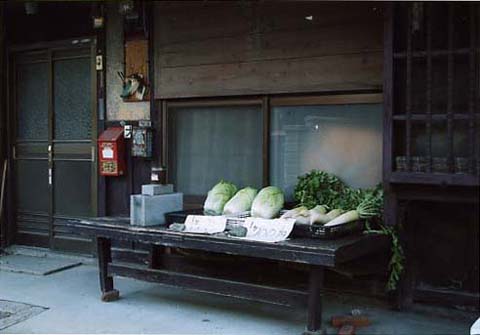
281;206;310;224
324;196;381;227
310;205;330;225
326;209;345;221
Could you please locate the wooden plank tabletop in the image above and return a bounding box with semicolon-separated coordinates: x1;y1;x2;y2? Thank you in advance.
65;217;390;267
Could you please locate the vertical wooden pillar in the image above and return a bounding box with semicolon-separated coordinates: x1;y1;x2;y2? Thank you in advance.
0;2;6;249
395;200;416;310
405;6;413;171
96;2;107;218
149;244;164;269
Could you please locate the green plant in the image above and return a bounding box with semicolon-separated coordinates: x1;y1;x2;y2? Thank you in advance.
293;170;346;209
364;221;405;291
294;171;403;290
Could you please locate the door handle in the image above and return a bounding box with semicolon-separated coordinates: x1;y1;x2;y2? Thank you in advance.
91;146;96;162
48;168;52;186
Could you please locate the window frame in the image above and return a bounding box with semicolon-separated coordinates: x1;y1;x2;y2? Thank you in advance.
160;93;383;207
162;97;266;207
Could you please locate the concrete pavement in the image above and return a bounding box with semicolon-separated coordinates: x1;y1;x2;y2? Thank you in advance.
0;249;475;334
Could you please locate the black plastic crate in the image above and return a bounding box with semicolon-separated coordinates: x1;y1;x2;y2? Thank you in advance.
165;208;203;225
165;209;364;239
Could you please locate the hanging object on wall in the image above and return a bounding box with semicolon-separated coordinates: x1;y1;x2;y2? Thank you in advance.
118;71;148;101
119;0;135;16
24;2;39;15
131;120;152;158
119;37;149;102
93;16;105;29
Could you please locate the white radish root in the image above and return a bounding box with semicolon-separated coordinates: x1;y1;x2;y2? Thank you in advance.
324;210;360;227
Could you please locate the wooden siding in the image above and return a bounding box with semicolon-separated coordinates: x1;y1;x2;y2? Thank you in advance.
154;1;384;99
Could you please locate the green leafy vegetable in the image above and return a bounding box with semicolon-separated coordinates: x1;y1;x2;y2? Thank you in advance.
251;186;285;219
223;187;258;215
204;180;237;215
364;222;405;291
293;170;402;291
293;170;346;209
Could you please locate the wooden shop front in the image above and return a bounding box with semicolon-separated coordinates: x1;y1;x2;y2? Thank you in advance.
0;0;478;320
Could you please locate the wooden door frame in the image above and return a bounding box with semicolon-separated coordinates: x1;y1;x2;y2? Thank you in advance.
6;37;98;249
0;3;6;249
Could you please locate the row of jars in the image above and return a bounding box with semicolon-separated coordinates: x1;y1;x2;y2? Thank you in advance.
395;156;479;174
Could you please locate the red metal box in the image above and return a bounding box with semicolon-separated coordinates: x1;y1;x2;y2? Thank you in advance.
98;127;126;176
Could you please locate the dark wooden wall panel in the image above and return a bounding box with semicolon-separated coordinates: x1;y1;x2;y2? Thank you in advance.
105;122;151;217
154;1;384;99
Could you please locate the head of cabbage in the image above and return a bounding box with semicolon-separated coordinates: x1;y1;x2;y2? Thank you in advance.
203;181;237;215
251;186;285;219
223;187;258;215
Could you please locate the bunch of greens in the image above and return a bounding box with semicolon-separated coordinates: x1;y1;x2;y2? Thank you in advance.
293;170;346;209
293;170;402;290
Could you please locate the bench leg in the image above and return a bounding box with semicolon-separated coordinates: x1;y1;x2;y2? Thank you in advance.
149;245;165;269
97;237;119;302
304;266;326;335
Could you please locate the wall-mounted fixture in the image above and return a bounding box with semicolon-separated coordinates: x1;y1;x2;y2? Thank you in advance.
119;0;136;16
24;2;39;15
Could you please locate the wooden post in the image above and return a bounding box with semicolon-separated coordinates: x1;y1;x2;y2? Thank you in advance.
148;244;164;269
395;200;416;310
97;237;119;302
304;266;325;335
0;2;6;249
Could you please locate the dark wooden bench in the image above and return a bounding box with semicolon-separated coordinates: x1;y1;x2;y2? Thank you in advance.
66;217;389;335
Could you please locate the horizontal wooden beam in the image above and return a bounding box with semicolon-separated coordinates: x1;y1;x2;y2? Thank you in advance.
414;287;480;309
109;262;307;306
270;93;383;107
390;172;480;187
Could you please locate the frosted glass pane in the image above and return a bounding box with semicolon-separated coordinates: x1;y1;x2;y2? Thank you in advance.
16;160;49;213
54;161;92;217
17;63;48;140
270;104;383;200
170;106;263;196
54;58;91;140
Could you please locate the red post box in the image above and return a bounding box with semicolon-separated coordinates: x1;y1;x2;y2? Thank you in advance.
98;127;126;176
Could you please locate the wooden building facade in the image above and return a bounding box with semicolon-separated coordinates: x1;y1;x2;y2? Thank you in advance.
0;1;478;311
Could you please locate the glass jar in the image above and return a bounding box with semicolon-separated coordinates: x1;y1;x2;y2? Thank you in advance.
454;157;470;174
395;156;408;172
411;156;428;173
432;157;449;173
